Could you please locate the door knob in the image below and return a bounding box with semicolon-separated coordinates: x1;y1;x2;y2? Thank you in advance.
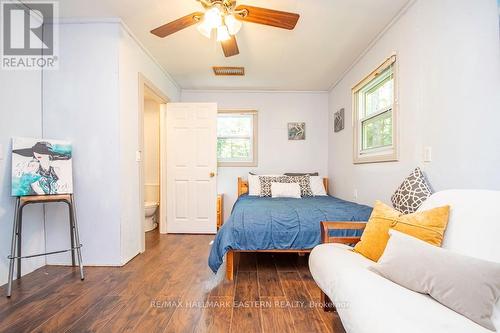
209;172;216;178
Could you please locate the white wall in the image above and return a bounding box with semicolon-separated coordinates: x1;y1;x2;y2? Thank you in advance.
181;90;329;220
118;25;179;264
42;22;122;266
0;71;46;286
144;99;160;203
42;21;180;268
327;0;500;206
0;20;180;283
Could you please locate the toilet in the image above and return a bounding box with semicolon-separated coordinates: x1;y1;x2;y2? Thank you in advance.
144;202;159;232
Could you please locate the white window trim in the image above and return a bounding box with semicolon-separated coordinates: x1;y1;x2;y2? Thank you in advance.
352;55;399;164
217;109;258;167
360;107;393;154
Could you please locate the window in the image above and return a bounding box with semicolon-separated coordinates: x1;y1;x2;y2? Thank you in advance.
217;110;258;167
353;55;398;163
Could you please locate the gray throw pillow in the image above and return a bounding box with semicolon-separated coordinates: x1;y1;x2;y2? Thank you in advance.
370;230;500;331
391;167;433;214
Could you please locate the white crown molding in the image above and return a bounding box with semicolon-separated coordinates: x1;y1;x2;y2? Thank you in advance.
181;89;328;94
118;20;181;92
328;0;418;92
57;17;121;24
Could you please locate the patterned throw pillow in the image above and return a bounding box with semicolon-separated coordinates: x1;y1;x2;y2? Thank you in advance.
391;168;433;214
283;175;313;197
259;176;287;197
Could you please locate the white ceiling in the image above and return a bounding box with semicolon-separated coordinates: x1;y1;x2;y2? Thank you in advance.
57;0;410;90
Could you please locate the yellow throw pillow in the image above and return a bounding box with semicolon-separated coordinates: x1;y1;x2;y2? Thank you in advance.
353;201;450;262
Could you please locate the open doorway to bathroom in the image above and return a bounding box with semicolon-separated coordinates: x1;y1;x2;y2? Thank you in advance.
138;74;169;253
143;89;160;233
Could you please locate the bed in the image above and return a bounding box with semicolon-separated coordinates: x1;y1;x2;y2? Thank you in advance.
208;177;373;280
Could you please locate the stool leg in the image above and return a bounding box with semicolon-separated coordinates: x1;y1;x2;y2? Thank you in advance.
16;206;23;280
68;203;76;266
7;198;20;297
70;196;84;280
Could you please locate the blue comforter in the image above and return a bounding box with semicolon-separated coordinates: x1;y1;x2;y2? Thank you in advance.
208;195;372;272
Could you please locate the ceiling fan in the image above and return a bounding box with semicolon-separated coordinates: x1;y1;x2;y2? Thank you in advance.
150;0;300;57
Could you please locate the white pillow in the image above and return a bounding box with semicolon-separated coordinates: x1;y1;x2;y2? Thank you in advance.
371;230;500;331
248;173;282;196
271;182;301;199
310;176;327;196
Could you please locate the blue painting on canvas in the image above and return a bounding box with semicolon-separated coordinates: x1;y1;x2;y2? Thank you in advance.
11;137;73;196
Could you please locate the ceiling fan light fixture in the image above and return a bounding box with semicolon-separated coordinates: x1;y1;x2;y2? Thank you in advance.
197;7;224;39
204;7;223;29
216;25;231;42
197;20;213;38
224;14;242;35
150;1;300;58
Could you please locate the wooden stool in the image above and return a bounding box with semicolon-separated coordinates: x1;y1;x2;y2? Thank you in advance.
6;194;84;297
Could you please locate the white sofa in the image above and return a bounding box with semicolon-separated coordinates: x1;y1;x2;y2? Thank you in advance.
309;190;500;333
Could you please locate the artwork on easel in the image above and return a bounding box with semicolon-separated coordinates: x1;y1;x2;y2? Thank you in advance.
11;137;73;196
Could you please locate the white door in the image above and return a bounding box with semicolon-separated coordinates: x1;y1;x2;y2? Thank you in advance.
166;103;218;234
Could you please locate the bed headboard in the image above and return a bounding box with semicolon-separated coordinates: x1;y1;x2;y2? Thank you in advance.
237;177;329;197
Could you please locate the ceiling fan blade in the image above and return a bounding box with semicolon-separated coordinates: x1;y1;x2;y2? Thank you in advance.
235;5;299;30
221;35;239;57
151;12;203;38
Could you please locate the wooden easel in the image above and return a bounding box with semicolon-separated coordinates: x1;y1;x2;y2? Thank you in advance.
6;194;84;297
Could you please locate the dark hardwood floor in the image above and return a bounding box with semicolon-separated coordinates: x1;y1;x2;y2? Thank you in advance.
0;231;346;333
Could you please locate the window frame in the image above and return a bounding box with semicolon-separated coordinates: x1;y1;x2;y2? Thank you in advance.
217;109;258;167
352;55;398;164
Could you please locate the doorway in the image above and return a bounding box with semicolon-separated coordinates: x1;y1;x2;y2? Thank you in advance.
138;74;168;253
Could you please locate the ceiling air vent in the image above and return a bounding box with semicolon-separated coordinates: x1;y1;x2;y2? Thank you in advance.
212;66;245;76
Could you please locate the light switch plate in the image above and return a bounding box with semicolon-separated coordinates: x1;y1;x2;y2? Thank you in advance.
135;150;142;162
424;147;432;162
